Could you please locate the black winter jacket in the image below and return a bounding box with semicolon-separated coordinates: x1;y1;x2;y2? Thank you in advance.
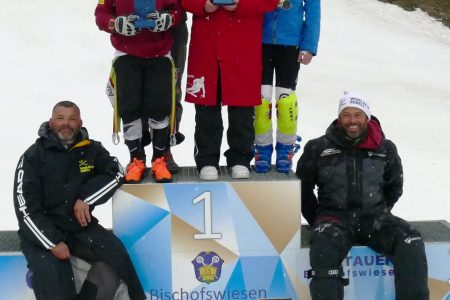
296;117;403;225
13;122;124;249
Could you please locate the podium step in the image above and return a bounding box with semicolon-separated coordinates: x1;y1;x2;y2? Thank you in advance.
140;166;299;183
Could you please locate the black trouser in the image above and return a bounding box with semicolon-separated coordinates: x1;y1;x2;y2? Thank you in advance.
141;22;188;149
262;44;300;90
20;223;146;300
113;55;172;123
171;20;188;132
114;55;173;159
194;105;254;171
194;68;254;171
309;212;429;300
71;243;121;300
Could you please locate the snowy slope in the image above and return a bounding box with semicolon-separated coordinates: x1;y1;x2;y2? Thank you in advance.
1;0;449;230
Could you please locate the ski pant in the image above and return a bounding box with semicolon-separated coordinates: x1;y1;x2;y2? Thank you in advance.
20;223;146;300
141;19;189;144
114;55;173;159
308;212;429;300
172;20;189;133
113;54;172;124
140;20;188;152
257;44;300;145
262;44;300;90
194;68;254;171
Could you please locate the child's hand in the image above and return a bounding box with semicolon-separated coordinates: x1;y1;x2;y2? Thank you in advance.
205;0;219;13
298;51;313;65
224;0;239;11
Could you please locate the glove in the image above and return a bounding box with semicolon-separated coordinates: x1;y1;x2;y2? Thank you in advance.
147;11;173;32
114;15;138;36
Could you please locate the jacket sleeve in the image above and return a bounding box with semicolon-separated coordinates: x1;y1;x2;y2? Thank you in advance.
77;143;124;208
13;148;63;250
295;140;319;226
300;0;321;55
95;0;115;33
383;140;403;209
165;0;184;29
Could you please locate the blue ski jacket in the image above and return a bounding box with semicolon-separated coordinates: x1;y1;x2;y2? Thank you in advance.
262;0;321;55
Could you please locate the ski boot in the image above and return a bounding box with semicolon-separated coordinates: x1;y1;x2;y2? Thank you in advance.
163;148;180;174
254;144;273;173
275;136;301;173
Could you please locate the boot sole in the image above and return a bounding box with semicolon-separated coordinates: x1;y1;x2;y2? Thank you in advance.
153;174;173;183
254;162;271;173
125;168;149;184
168;166;181;174
199;174;219;181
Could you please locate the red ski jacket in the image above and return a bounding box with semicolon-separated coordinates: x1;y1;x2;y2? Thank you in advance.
182;0;278;106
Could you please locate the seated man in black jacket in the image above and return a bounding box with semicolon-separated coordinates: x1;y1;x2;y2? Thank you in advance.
296;92;429;300
13;101;146;300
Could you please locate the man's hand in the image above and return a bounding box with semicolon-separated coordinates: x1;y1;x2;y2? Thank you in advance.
298;51;313;65
224;0;239;12
74;199;91;227
114;15;138;36
51;242;70;260
205;0;219;13
147;11;173;32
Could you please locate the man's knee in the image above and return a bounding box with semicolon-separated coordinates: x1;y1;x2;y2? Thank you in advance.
307;221;351;300
310;221;351;267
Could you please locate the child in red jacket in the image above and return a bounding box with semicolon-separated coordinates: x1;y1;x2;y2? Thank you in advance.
182;0;278;180
95;0;182;183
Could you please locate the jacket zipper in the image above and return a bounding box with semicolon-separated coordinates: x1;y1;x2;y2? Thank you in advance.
350;148;359;209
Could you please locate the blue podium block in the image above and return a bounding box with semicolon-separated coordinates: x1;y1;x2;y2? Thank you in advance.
112;168;304;300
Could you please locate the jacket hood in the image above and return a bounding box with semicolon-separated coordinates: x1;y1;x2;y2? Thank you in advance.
326;115;384;150
37;121;89;148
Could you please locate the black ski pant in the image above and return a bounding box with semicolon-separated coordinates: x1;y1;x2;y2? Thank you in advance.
20;223;146;300
113;55;172;123
194;67;254;171
142;20;188;143
172;19;188;133
262;44;300;90
309;212;429;300
114;55;173;159
194;104;254;171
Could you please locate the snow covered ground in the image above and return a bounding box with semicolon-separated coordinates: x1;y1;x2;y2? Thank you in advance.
1;0;449;230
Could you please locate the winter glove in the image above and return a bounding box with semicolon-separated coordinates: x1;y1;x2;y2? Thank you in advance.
114;15;138;36
147;11;173;32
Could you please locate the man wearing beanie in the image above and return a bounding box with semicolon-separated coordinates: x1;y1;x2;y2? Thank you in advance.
296;91;429;300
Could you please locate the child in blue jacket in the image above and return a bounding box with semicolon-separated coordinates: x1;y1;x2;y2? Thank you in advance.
254;0;320;173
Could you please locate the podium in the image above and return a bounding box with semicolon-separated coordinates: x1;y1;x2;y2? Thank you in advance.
112;167;306;299
0;167;449;299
